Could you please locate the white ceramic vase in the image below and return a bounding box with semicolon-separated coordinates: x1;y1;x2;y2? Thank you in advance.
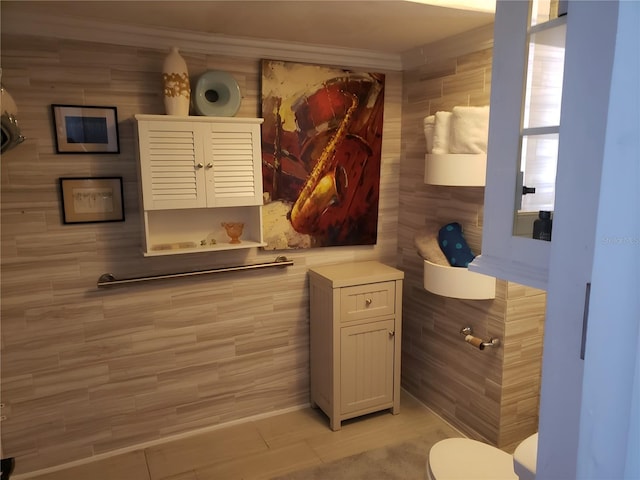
162;47;190;116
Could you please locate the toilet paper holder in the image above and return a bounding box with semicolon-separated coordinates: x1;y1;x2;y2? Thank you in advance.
460;326;500;350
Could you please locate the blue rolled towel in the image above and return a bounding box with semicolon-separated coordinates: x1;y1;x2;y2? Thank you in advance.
438;222;476;267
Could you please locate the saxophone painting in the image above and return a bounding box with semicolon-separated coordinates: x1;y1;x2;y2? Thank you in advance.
261;59;385;250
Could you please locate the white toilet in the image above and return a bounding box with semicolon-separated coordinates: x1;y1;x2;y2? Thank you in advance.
426;432;538;480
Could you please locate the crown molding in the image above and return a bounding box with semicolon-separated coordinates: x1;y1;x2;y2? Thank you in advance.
2;11;404;72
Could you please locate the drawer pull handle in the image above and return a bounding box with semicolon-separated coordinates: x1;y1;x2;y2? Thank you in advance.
365;298;372;306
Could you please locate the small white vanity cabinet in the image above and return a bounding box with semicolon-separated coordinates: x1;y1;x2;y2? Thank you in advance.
134;114;265;255
308;261;403;431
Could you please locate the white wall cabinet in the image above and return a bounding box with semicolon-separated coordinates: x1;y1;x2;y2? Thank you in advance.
308;261;403;431
134;115;265;255
475;1;629;478
469;1;567;290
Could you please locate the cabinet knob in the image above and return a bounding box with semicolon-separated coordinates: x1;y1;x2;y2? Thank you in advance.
365;298;372;306
196;163;204;169
206;163;213;169
388;330;395;337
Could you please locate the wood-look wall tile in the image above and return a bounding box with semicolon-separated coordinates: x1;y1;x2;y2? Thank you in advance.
32;363;109;397
17;443;96;476
1;211;48;238
163;402;226;437
107;352;176;383
1;343;61;376
89;375;158;402
470;91;492;106
93;407;179;454
400;29;546;449
134;383;200;412
442;69;486;97
234;328;291;356
0;22;546;476
427;94;473;114
415;58;458;80
456;48;493;72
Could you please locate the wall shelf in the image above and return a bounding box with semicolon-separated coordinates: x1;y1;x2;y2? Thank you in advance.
423;259;496;300
424;153;487;187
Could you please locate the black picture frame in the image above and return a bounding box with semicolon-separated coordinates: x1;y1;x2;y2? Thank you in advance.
59;177;125;224
52;104;120;154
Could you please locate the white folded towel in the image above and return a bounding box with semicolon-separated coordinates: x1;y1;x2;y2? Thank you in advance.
432;111;452;154
423;115;435;154
449;106;490;154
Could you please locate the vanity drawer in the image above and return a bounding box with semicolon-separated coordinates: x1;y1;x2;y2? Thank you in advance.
339;281;396;323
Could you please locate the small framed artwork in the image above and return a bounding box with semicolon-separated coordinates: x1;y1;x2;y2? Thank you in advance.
59;177;125;224
51;104;120;154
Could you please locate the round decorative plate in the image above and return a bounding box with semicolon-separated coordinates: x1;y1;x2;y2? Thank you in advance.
194;70;241;117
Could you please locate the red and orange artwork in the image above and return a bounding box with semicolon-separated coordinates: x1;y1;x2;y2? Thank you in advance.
260;59;385;250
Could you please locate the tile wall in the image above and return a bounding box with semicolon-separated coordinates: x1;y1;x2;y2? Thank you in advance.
398;29;547;450
1;22;546;476
0;34;401;475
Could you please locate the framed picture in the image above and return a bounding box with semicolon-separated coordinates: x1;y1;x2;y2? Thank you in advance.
51;104;120;154
260;59;385;250
59;177;125;224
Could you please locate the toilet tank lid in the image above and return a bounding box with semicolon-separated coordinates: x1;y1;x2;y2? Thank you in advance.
513;433;538;480
429;438;517;479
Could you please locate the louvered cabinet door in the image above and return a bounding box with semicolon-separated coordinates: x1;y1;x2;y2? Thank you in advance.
134;115;266;255
137;121;207;210
204;122;264;207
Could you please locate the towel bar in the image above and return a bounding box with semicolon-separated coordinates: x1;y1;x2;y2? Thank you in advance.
97;256;293;288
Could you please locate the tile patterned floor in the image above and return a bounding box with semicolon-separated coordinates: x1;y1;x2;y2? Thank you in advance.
21;391;460;480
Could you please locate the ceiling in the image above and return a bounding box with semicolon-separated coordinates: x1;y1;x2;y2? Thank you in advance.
1;1;495;54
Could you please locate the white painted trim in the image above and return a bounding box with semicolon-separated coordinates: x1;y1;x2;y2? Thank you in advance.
12;402;311;479
469;251;549;291
1;11;403;72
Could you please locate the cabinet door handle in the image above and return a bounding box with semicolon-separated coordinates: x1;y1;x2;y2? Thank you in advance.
389;330;395;337
365;298;372;306
206;163;213;169
196;163;204;169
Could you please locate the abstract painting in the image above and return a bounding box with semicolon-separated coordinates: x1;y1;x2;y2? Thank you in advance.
260;59;385;250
